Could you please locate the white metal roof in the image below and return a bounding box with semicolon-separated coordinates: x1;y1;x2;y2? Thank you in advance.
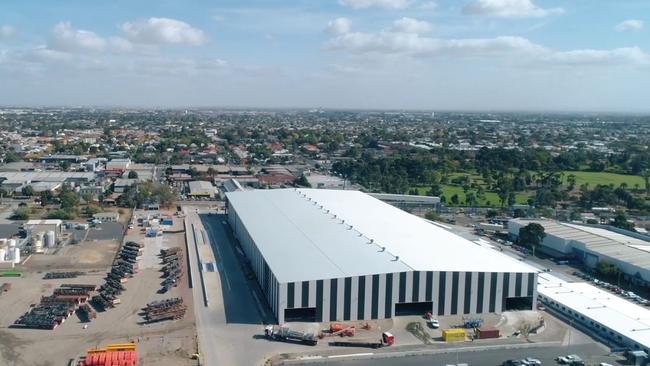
510;219;650;270
538;273;650;350
227;189;535;283
0;172;94;182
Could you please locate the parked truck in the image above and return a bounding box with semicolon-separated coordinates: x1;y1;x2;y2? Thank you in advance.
264;325;318;346
330;332;394;349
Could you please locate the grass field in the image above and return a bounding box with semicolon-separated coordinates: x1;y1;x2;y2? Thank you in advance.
561;171;645;188
411;170;645;207
412;185;531;207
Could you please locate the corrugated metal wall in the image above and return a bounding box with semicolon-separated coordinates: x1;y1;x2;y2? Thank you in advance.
228;200;537;324
279;271;537;323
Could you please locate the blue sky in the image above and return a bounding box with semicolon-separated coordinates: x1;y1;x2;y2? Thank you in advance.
0;0;649;111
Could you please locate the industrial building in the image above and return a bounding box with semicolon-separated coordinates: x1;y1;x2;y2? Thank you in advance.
508;219;650;287
188;181;215;198
226;189;538;324
538;273;650;354
93;212;120;222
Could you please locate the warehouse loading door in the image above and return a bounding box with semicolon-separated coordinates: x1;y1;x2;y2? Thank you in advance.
284;307;317;322
505;296;533;311
395;301;433;316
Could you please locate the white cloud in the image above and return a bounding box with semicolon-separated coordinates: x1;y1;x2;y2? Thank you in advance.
324;25;650;66
121;18;207;46
615;19;644;32
418;1;437;10
326;18;352;35
46;22;138;55
463;0;564;18
543;47;650;66
338;0;412;10
326;32;544;57
391;17;432;33
1;25;16;39
48;22;106;53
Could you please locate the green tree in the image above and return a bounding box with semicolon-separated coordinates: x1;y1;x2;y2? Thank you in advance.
450;194;459;205
566;174;576;191
296;174;311;187
11;207;31;220
4;151;20;163
40;190;55;206
84;205;101;217
424;210;440;221
518;223;546;257
59;188;80;211
612;212;634;231
127;170;139;179
596;260;620;278
59;161;71;171
21;186;35;196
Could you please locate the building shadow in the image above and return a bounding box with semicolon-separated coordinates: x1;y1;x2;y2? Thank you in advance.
199;214;275;325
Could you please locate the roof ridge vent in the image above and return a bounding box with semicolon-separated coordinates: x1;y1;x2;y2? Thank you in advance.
368;239;374;244
393;255;399;261
380;246;386;252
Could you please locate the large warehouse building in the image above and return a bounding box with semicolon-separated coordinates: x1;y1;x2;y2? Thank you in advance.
508;219;650;287
226;189;538;324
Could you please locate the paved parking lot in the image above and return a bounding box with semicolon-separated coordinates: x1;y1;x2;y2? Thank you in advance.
86;222;124;241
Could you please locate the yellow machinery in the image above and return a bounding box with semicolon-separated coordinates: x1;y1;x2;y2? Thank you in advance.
442;329;466;342
87;343;137;354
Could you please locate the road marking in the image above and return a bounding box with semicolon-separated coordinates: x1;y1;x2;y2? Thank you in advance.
328;353;374;359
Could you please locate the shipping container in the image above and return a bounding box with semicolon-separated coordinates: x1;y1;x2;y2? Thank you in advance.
442;328;466;342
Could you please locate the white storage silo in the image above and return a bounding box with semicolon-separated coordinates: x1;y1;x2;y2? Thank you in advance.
33;239;43;253
12;247;20;264
45;231;56;248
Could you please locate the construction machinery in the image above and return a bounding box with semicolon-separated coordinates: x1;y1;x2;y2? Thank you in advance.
330;332;394;349
264;325;318;346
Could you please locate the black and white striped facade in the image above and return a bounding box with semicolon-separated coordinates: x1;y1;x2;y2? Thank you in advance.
274;271;537;323
226;189;538;324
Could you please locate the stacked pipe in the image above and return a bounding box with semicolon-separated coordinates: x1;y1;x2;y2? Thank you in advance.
159;247;183;293
14;284;95;330
44;271;85;279
142;297;186;323
79;303;97;320
92;241;142;310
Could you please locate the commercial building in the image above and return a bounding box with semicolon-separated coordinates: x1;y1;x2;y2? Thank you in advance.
508;219;650;287
0;172;95;185
226;189;537;324
188;181;215;198
538;273;650;353
93;212;120;222
113;178;138;193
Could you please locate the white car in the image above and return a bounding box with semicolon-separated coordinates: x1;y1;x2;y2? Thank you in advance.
427;318;440;328
599;363;613;366
522;357;542;366
556;355;579;364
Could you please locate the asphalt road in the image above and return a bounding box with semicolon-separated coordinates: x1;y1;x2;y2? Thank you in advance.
186;208;312;366
291;343;620;366
200;213;267;324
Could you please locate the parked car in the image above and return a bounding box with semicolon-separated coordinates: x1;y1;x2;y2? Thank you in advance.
556;355;581;364
522;357;542;366
427;318;440;328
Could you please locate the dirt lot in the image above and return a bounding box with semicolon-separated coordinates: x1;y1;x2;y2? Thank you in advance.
0;213;197;366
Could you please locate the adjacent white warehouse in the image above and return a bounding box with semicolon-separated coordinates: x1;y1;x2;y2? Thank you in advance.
508;219;650;286
226;189;538;324
538;273;650;353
